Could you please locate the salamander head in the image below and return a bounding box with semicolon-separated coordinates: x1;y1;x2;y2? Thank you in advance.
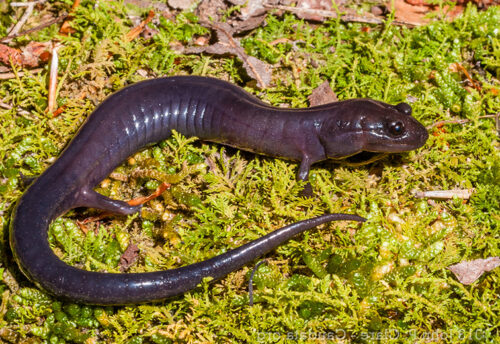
318;99;428;158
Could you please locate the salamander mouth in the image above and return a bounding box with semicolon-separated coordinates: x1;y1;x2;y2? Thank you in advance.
363;125;429;153
366;141;427;153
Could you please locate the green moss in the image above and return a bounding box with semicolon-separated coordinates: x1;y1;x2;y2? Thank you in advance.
0;1;498;343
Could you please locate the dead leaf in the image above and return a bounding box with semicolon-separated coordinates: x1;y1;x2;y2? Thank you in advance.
308;80;337;106
392;0;432;25
193;36;209;46
239;0;267;19
125;10;155;42
231;14;268;34
59;0;81;34
184;22;271;88
414;188;474;200
296;0;333;21
168;0;197;10
197;0;268;32
0;41;50;68
119;243;139;272
448;257;500;285
370;5;386;16
393;0;469;24
196;0;226;23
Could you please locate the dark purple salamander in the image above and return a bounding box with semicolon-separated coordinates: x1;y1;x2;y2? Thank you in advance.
10;76;428;305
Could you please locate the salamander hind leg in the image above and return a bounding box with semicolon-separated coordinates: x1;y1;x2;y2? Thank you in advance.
77;188;141;215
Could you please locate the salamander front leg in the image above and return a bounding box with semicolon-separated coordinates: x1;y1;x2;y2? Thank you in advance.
297;158;313;197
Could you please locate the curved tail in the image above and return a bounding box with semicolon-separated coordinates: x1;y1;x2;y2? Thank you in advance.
11;197;364;305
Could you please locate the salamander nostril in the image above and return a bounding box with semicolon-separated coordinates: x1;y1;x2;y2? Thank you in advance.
395;103;412;116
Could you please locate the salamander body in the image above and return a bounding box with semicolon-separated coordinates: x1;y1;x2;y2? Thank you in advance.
10;76;428;304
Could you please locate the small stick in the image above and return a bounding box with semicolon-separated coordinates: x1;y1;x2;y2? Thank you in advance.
52;90;86;118
414;189;474;200
10;0;46;6
125;10;155;42
0;67;43;79
46;45;60;114
263;4;420;27
4;2;36;43
0;13;68;42
127;182;170;206
0;101;13;109
452;63;481;92
427;114;498;130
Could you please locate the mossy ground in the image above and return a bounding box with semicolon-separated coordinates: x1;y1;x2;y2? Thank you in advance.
0;1;499;343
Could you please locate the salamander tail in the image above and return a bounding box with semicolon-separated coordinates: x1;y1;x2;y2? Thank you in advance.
76;187;141;215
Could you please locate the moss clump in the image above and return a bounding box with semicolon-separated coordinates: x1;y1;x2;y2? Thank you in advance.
0;2;498;343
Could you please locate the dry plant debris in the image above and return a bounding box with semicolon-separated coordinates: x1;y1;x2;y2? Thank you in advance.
308;80;338;106
184;22;272;88
0;41;50;68
119;243;140;272
448;257;500;285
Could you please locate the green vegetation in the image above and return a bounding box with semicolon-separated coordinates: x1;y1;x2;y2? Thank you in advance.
0;1;499;343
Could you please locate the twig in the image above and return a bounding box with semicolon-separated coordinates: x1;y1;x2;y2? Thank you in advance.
46;45;60;114
0;101;12;109
10;0;45;6
414;189;474;200
4;2;37;43
127;182;170;206
263;4;420;27
125;10;155;42
0;13;68;42
426;114;498;130
186;21;271;88
0;67;43;79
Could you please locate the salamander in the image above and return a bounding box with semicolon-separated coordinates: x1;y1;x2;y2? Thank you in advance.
10;76;428;305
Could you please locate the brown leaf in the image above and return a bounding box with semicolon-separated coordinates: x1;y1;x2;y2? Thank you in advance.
231;14;267;34
392;0;431;25
0;44;24;66
239;0;267;19
193;36;209;46
296;0;333;21
0;41;50;68
184;22;271;88
196;0;226;23
59;0;81;34
392;0;468;25
308;80;337;106
448;257;500;285
119;243;140;272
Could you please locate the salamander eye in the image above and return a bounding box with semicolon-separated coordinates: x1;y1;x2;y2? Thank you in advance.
389;121;404;136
